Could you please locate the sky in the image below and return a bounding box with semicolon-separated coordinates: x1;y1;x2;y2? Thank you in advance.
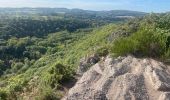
0;0;169;12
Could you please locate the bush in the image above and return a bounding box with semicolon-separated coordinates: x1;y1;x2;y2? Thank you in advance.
0;60;5;71
12;62;24;73
112;37;138;56
48;63;74;87
112;29;167;58
37;86;60;100
0;90;7;100
95;46;109;57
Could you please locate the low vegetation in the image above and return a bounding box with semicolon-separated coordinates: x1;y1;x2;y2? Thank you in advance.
1;8;170;99
111;14;170;60
0;22;116;99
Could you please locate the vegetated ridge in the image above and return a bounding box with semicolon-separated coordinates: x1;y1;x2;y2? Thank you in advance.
1;8;170;100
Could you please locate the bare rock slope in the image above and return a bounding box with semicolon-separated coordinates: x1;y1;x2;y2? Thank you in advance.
63;56;170;100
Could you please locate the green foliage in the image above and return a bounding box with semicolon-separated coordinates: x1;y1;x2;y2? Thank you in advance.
36;85;60;100
0;90;7;100
48;63;73;87
0;18;91;38
112;37;138;56
0;60;4;75
95;46;110;57
112;28;167;57
111;14;170;59
11;62;24;73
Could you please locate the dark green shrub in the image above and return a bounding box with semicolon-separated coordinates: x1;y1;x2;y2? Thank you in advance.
38;89;58;100
12;62;24;73
37;85;61;100
112;29;167;58
0;60;5;71
95;46;109;57
0;69;3;76
0;90;7;100
48;63;74;87
13;84;23;92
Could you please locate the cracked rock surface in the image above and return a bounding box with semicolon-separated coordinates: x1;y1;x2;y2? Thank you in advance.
63;56;170;100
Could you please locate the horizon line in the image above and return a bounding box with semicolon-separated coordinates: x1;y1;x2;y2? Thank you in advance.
0;7;166;13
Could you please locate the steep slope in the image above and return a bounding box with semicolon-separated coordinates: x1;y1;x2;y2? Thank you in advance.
0;24;117;99
64;56;170;100
1;12;169;100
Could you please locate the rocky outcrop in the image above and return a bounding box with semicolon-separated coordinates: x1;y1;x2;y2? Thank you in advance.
63;56;170;100
77;54;100;75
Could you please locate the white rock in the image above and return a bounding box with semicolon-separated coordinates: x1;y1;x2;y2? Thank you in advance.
63;56;170;100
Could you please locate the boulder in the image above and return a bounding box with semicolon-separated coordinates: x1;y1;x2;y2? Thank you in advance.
63;56;170;100
77;54;100;75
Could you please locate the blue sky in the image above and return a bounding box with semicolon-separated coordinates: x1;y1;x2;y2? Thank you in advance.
0;0;169;12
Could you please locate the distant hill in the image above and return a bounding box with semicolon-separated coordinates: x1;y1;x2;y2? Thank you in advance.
0;8;146;39
0;8;146;17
